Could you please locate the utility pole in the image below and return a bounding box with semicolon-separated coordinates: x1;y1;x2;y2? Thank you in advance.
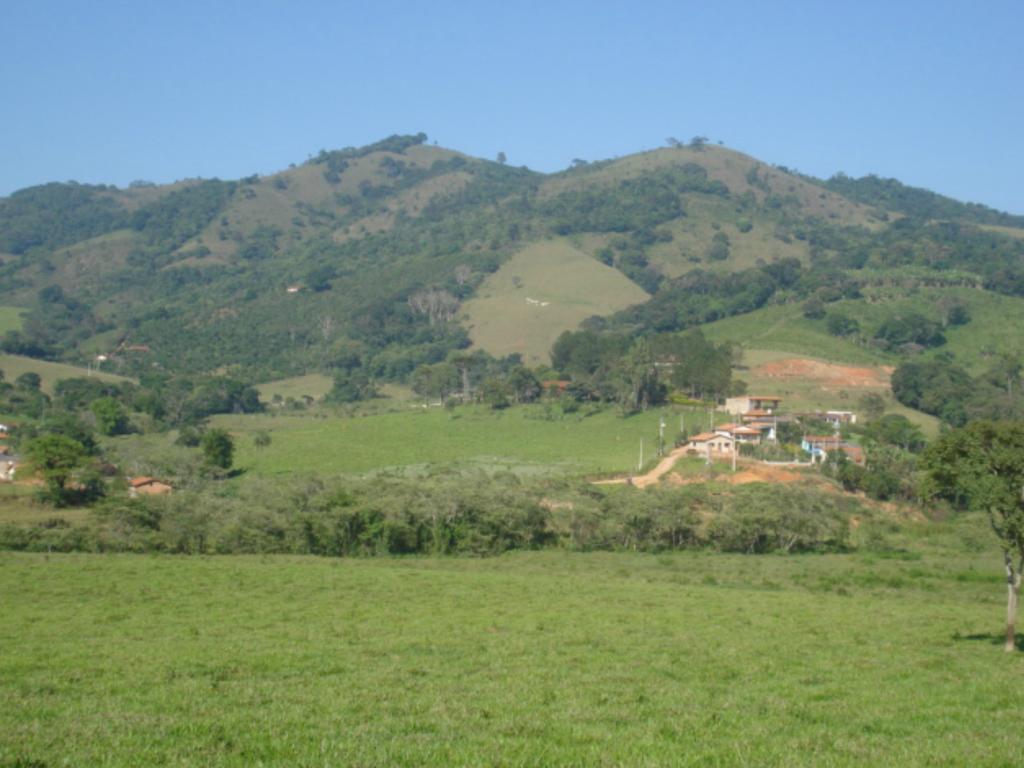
732;437;737;472
659;415;666;457
638;438;644;472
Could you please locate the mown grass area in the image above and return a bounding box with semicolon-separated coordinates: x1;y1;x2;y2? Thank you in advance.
205;404;715;477
0;353;131;394
462;240;650;365
256;373;334;403
2;526;1022;766
0;306;26;335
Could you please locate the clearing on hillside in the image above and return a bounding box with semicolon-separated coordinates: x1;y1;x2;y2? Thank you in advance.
256;373;335;403
751;356;893;391
736;349;940;435
0;354;131;394
0;307;26;335
462;240;649;364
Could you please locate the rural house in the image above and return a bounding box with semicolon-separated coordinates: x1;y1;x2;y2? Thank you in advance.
714;424;762;445
724;396;782;416
128;477;173;497
801;436;865;464
686;431;736;456
824;410;858;427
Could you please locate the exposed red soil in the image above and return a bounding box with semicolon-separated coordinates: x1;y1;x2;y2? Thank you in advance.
751;357;892;390
664;463;811;487
595;450;816;490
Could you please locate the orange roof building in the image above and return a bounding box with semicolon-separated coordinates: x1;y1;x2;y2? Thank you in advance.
128;477;173;496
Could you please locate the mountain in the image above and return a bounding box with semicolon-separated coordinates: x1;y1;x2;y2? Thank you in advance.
1;133;1023;388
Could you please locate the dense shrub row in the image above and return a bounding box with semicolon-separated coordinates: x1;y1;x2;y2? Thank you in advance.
0;475;858;557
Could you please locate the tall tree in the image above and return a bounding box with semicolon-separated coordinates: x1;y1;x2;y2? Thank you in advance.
200;428;235;472
27;434;87;505
923;421;1024;651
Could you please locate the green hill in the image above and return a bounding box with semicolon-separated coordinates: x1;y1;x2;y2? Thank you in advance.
2;133;1023;417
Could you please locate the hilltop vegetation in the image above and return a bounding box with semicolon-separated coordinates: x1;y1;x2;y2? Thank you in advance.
2;134;1024;443
2;134;1021;385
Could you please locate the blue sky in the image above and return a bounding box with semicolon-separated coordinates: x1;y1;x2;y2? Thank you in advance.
3;0;1022;212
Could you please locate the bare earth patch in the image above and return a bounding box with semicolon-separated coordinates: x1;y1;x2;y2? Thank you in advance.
751;357;893;391
665;463;809;486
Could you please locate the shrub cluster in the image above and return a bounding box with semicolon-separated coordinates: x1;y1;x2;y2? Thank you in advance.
0;475;858;557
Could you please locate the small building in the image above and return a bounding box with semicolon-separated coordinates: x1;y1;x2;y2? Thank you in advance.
802;435;842;461
745;420;778;442
286;285;302;294
687;431;736;456
825;410;858;427
801;435;864;465
724;396;783;416
128;476;173;497
0;459;15;482
714;424;762;445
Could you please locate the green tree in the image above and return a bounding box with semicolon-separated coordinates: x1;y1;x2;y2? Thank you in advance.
802;298;826;319
90;396;128;436
825;313;860;337
480;377;512;409
200;428;234;471
923;421;1024;651
858;393;886;421
27;434;87;506
15;372;41;391
863;414;925;453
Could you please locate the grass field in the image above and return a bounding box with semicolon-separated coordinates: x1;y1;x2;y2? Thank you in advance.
209;406;707;477
0;353;131;394
462;240;650;365
3;527;1023;766
206;405;719;477
0;306;26;335
0;484;92;526
256;373;335;403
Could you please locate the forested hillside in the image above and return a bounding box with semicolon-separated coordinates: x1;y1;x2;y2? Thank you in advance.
2;133;1023;421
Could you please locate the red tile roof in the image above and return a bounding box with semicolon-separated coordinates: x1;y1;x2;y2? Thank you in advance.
688;432;719;442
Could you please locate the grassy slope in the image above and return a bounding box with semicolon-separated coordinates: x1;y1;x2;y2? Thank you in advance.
3;538;1023;766
0;354;131;394
462;240;650;364
256;373;334;403
0;306;26;335
704;287;1024;376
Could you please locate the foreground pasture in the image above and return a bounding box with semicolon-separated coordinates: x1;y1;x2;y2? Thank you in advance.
2;543;1022;766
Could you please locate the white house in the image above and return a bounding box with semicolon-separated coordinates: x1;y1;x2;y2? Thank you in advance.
687;432;736;456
